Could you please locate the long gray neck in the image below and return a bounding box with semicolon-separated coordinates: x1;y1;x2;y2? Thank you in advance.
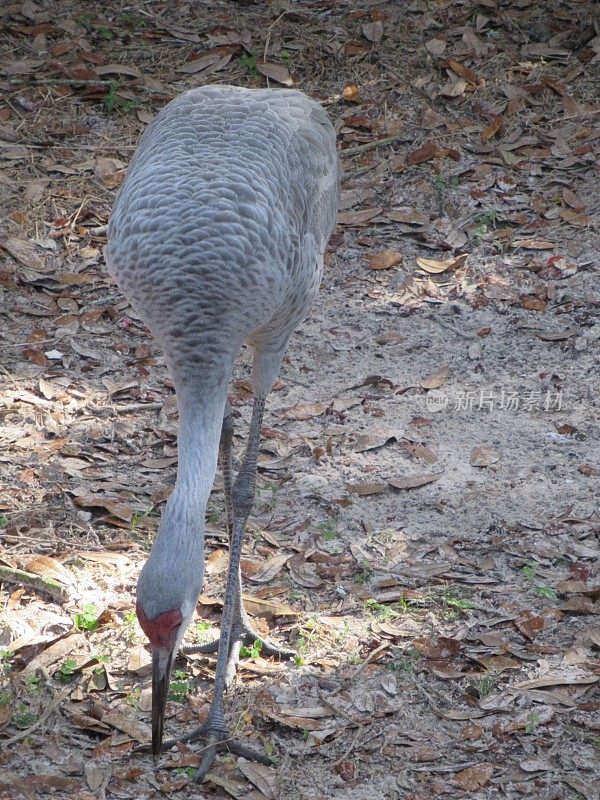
137;385;227;620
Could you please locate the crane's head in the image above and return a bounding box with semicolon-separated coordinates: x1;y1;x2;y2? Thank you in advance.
135;538;203;758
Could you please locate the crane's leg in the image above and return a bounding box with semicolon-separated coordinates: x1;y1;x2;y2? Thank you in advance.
188;395;277;780
182;403;293;682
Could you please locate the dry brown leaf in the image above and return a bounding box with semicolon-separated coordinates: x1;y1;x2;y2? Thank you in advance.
515;611;545;639
514;239;555;250
247;553;289;583
440;77;467;97
337;207;383;226
256;62;293;86
288;555;323;589
482;115;502;140
102;710;150;743
520;295;546;312
24;555;74;586
470;446;499;467
535;327;579;341
386;207;429;226
416;253;468;273
136;108;154;124
420;364;449;390
424;38;446;56
353;428;398;452
401;442;438;463
367;250;403;270
342;83;360;102
455;764;494;791
562;187;585;211
237;759;276;799
389;473;442;490
241;594;296;619
446;59;480;85
22;633;87;675
282;402;328;420
406;142;439;165
515;673;598;690
1;237;47;271
362;21;384;43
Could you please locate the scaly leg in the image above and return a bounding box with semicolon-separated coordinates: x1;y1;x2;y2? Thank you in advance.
183;402;293;684
179;398;274;781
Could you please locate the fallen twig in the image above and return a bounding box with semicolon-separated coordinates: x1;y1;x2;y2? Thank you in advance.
0;566;68;603
341;134;407;157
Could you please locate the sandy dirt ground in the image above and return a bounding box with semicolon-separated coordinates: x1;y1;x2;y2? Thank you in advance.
0;1;599;798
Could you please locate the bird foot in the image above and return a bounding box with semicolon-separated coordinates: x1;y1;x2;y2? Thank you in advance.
183;620;294;686
162;722;274;783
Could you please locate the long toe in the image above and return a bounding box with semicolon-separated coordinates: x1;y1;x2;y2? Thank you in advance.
191;727;275;783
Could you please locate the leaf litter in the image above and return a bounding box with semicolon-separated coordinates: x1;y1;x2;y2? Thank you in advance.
0;1;599;799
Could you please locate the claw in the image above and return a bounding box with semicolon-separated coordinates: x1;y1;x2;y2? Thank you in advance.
190;729;275;783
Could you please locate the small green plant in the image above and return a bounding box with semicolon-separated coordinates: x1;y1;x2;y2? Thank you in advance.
205;500;220;524
192;621;215;645
13;704;36;729
354;561;373;585
521;564;557;601
0;515;8;528
23;674;41;695
521;563;536;581
443;588;474;612
125;687;141;708
130;506;154;532
471;209;498;242
239;53;257;75
294;654;305;666
92;654;110;673
74;603;100;632
122;610;137;642
119;12;147;28
319;518;337;541
525;712;540;734
240;639;262;659
169;670;191;702
103;81;138;114
390;645;421;673
56;657;78;683
477;672;498;698
0;691;11;705
75;11;95;30
174;767;196;779
239;639;262;659
96;27;114;40
296;616;323;655
535;585;558;600
365;598;396;620
0;649;13;675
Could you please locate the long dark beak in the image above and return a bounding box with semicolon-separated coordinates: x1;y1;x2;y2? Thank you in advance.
152;647;173;759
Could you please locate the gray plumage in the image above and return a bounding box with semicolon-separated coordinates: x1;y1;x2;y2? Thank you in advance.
107;85;338;383
105;85;339;767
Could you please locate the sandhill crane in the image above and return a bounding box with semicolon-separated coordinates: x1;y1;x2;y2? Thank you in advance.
105;85;339;780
